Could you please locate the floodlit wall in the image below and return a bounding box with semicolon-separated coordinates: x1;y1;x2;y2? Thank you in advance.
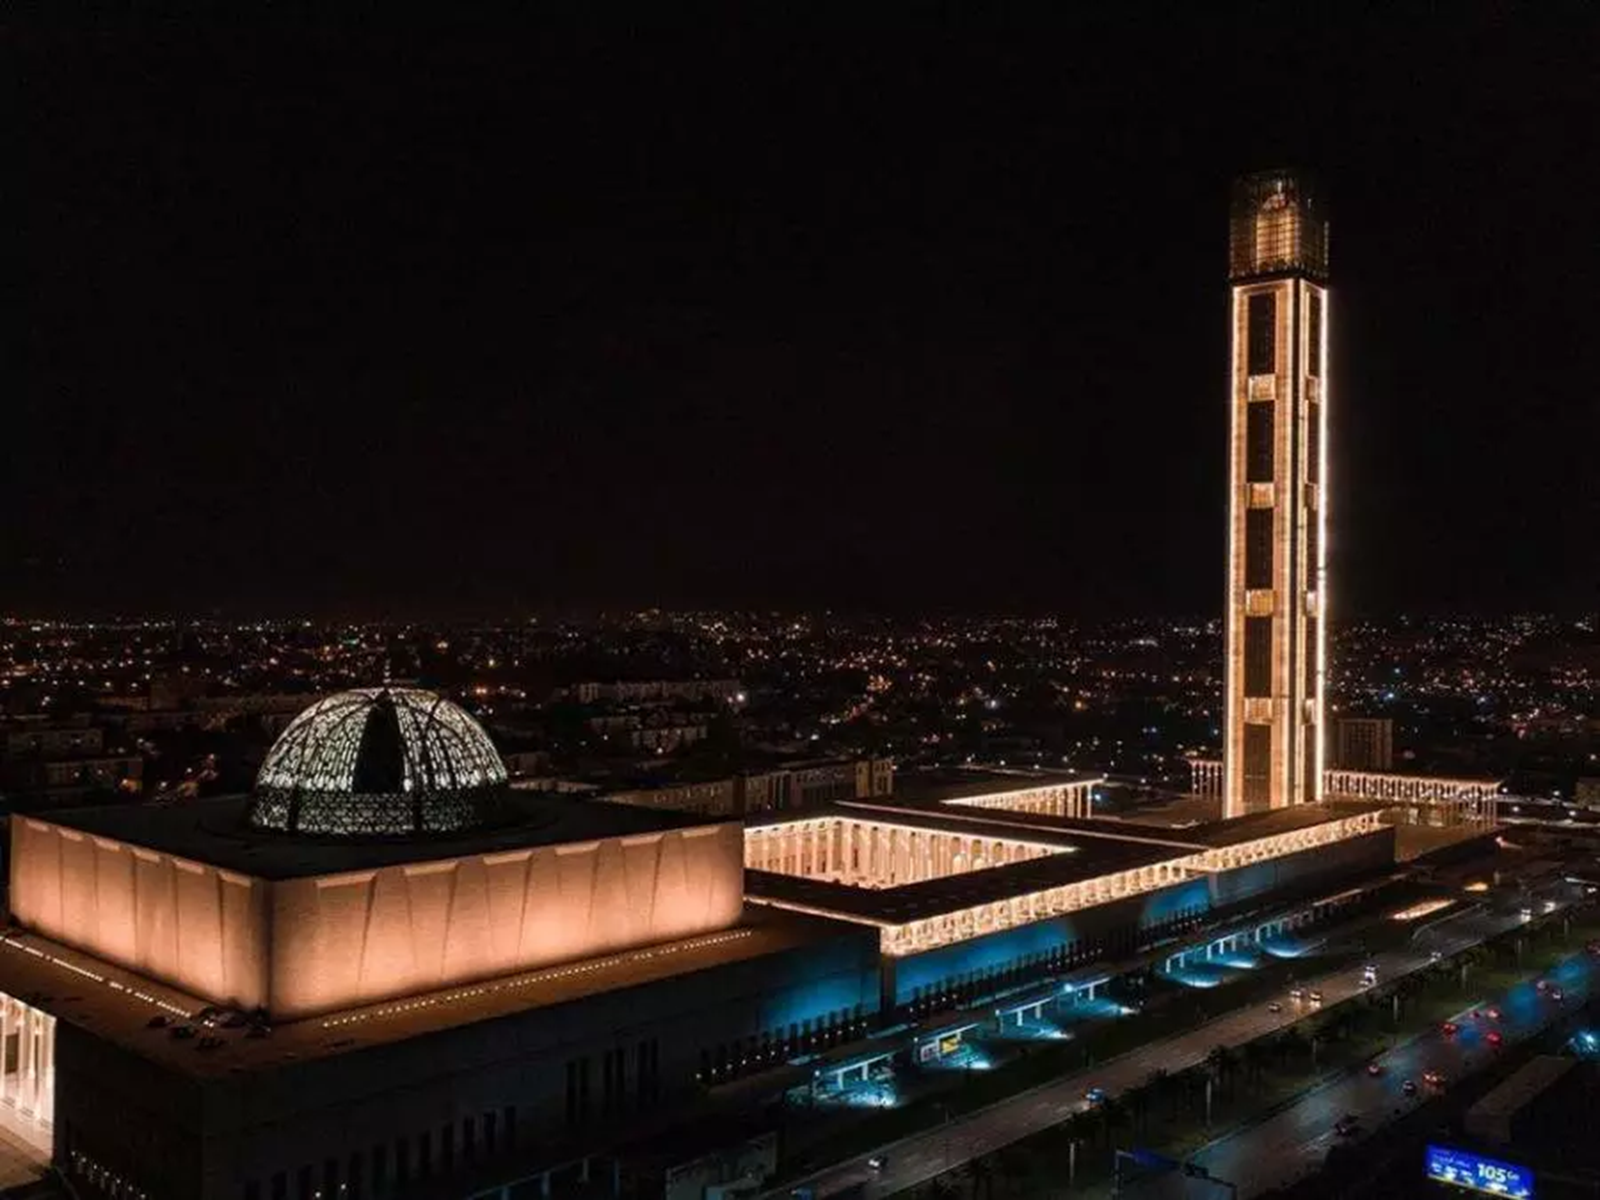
9;817;270;1010
269;823;746;1019
10;816;746;1021
883;826;1394;1009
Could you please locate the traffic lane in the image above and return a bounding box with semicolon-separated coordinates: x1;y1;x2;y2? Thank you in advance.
840;1006;1292;1197
1203;973;1591;1197
1197;952;1595;1196
818;966;1410;1199
789;889;1583;1199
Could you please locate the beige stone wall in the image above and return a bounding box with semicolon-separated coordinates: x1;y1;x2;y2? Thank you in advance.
8;818;270;1010
268;822;745;1018
10;817;745;1021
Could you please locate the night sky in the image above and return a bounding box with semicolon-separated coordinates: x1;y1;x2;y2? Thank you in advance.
13;11;1599;618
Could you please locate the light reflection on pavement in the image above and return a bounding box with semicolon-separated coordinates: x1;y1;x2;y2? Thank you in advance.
764;882;1582;1200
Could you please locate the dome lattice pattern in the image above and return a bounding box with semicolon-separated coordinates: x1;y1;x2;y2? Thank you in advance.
247;688;509;837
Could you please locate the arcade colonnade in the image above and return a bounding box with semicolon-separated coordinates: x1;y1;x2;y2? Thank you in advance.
1324;769;1499;825
0;989;55;1149
743;817;1062;889
806;810;1385;956
1188;758;1499;826
941;779;1096;820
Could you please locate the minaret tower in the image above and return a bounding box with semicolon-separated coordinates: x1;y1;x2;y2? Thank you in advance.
1222;170;1330;818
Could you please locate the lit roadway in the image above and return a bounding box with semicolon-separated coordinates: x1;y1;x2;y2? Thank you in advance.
768;886;1578;1200
1191;938;1594;1197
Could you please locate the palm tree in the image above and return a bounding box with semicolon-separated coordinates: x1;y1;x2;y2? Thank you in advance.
1085;1102;1110;1150
1242;1039;1270;1092
1146;1066;1174;1120
1280;1026;1309;1066
1101;1096;1132;1149
1126;1085;1145;1135
1206;1043;1241;1097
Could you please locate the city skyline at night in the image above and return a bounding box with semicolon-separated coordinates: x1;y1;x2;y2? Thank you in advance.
7;12;1600;1198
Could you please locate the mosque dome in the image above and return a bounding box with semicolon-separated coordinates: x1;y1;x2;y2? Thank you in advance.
246;687;510;837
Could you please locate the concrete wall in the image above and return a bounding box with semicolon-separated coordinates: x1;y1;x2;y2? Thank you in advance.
9;818;270;1010
269;823;747;1019
11;817;748;1021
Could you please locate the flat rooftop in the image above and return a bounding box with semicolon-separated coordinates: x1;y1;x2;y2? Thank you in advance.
33;791;728;880
1174;801;1389;847
743;800;1388;925
891;767;1101;806
746;838;1173;924
843;797;1385;850
0;906;854;1081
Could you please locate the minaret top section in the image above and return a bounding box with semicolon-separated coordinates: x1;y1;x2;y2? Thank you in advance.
1229;170;1328;282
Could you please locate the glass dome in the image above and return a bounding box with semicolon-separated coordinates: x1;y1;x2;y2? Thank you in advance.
246;688;510;837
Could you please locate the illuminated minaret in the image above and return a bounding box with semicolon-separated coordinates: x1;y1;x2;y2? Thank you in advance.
1222;170;1329;818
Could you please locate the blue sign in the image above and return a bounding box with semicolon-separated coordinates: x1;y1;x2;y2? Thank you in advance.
1425;1145;1532;1198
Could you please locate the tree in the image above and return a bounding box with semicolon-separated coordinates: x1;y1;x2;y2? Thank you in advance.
1101;1097;1132;1149
1206;1043;1241;1097
1129;1083;1152;1134
1146;1066;1174;1120
1242;1039;1270;1092
1279;1027;1309;1066
1081;1103;1108;1149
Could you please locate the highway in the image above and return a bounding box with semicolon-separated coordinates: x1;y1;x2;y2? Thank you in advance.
1191;939;1594;1197
767;884;1579;1200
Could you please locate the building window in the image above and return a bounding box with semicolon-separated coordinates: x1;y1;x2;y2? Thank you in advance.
1306;403;1321;484
1307;290;1322;377
1304;618;1319;697
1244;616;1272;697
1242;723;1272;808
1247;293;1276;375
1245;402;1274;483
1245;508;1273;589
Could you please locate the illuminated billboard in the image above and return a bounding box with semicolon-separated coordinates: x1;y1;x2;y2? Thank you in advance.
1425;1145;1532;1198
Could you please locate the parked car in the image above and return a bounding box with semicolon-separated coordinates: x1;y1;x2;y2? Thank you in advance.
1334;1114;1361;1137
